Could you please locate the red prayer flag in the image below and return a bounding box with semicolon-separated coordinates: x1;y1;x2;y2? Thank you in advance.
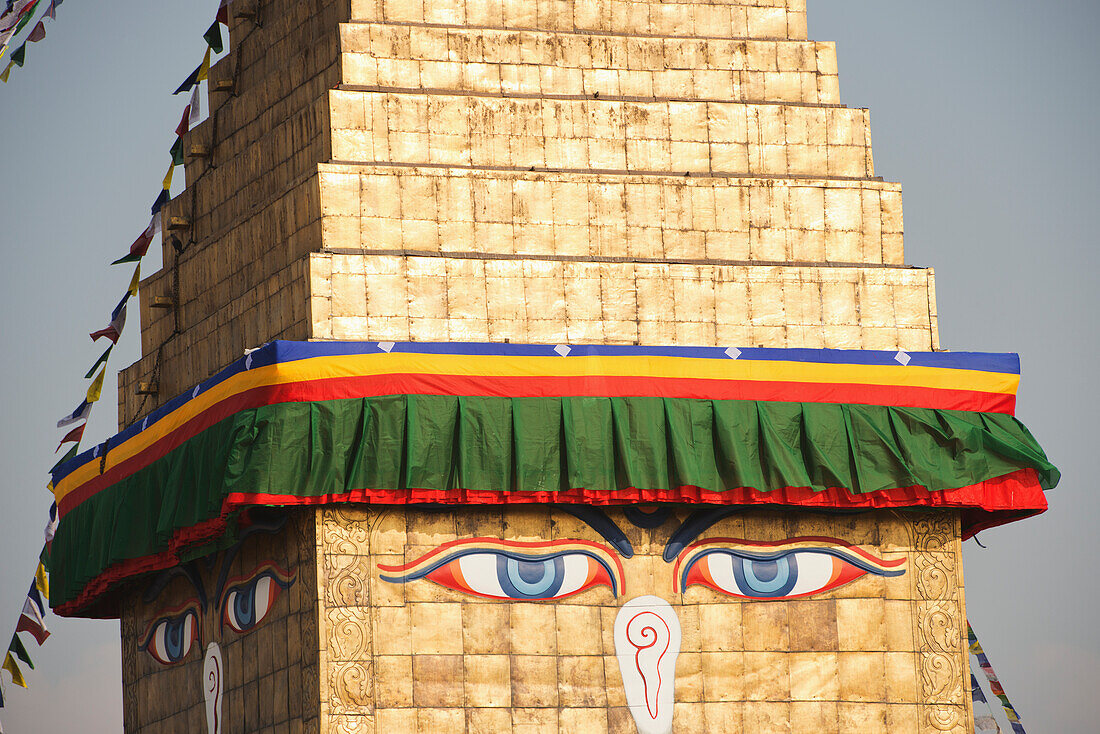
26;19;43;42
56;422;85;452
176;105;191;138
16;611;49;645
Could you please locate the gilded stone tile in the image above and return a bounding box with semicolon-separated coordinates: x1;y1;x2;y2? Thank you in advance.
466;708;513;734
789;652;839;701
838;651;887;702
511;655;559;707
374;655;413;708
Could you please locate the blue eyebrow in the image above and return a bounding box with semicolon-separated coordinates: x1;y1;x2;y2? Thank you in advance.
554;506;634;558
663;508;743;562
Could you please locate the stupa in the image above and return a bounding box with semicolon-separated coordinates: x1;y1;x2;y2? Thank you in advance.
47;0;1056;732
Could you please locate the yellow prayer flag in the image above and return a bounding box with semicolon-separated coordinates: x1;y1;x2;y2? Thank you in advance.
162;164;174;191
3;651;27;688
196;47;211;82
35;562;49;600
128;264;141;297
0;62;11;83
87;368;105;403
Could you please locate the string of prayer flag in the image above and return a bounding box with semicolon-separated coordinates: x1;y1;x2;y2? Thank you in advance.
0;0;61;82
968;623;1027;734
2;4;237;723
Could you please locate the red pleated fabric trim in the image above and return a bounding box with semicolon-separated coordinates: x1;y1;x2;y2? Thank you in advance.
54;468;1046;618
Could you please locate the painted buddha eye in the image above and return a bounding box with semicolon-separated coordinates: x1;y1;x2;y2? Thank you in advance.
221;564;295;634
677;539;905;600
140;606;199;665
379;539;625;600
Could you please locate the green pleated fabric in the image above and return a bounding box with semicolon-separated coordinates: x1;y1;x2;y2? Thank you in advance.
51;395;1057;612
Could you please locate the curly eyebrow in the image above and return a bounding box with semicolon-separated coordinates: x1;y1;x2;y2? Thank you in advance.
553;505;634;558
663;507;743;562
142;563;207;609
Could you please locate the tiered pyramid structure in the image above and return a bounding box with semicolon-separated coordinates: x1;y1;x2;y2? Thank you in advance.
121;0;937;425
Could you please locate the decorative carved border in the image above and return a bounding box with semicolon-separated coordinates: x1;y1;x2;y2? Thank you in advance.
908;513;969;733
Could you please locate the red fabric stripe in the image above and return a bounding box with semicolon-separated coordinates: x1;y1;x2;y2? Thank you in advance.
57;374;1014;516
53;468;1046;618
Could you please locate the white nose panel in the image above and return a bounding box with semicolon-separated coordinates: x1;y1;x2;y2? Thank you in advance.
202;641;224;734
614;596;682;734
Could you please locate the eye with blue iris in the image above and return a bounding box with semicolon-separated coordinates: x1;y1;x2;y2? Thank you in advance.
140;607;199;665
379;540;624;601
680;544;905;600
221;566;295;634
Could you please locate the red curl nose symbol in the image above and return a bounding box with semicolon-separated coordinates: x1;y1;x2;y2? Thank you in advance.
626;612;670;719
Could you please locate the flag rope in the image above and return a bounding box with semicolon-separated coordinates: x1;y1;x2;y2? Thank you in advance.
968;621;1028;734
0;1;239;725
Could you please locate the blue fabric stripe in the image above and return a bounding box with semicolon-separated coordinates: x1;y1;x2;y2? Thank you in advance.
49;340;1020;484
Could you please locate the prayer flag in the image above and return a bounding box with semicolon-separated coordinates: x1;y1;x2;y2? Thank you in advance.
173;65;200;95
0;62;10;82
196;47;211;82
56;422;84;452
7;636;32;670
175;106;190;138
84;346;112;379
90;296;127;343
188;84;201;128
10;42;22;66
169;136;184;166
112;217;156;264
974;715;1000;732
151;188;169;215
57;400;90;428
217;0;230;24
49;443;77;474
128;264;141;297
25;19;42;41
162;163;174;191
44;504;57;543
86;368;105;403
44;0;53;20
15;598;48;645
1;654;25;688
204;20;223;54
35;562;48;599
26;583;44;618
971;673;987;703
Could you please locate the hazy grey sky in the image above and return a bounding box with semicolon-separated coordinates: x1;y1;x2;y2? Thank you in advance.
0;1;1095;731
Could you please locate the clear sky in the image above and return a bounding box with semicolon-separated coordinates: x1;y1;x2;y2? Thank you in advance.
0;1;1095;731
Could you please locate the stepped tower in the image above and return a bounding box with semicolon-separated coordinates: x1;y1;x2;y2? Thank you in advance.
47;1;1059;733
120;0;933;423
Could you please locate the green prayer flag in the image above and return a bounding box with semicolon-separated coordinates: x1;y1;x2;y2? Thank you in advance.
203;21;223;54
11;44;24;67
50;444;78;474
39;544;50;570
84;346;113;380
169;137;185;166
8;635;32;670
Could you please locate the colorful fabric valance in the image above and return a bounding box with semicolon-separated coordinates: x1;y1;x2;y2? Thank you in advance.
48;342;1057;616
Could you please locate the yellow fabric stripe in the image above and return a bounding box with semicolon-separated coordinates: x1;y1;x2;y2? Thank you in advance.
53;353;1018;503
